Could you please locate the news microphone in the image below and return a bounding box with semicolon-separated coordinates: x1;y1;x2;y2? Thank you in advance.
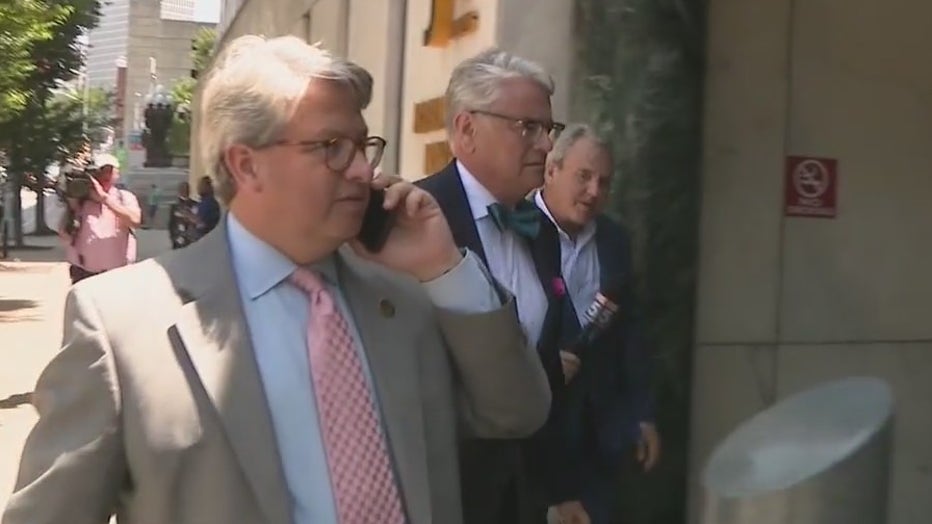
565;280;625;359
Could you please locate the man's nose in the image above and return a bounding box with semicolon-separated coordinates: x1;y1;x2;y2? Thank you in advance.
586;180;602;200
534;131;554;153
344;149;374;183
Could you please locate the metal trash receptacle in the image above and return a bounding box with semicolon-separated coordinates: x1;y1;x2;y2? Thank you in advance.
700;376;894;524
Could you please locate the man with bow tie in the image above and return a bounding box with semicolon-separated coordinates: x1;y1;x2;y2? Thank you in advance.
419;49;587;524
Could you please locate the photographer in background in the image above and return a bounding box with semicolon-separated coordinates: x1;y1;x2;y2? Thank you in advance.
58;153;142;284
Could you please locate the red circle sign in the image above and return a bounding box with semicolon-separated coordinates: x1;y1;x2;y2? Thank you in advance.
792;159;830;199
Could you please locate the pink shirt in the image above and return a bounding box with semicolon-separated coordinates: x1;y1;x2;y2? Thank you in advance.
64;187;140;273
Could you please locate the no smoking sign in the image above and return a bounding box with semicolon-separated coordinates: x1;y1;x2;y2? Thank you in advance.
785;156;837;218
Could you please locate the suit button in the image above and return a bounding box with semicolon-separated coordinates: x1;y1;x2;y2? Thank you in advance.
379;299;396;318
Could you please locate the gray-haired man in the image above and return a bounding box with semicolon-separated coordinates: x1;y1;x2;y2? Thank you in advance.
536;123;660;524
4;36;550;524
418;49;582;524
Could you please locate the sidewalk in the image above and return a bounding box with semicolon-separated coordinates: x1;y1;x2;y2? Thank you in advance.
0;259;68;510
0;230;171;512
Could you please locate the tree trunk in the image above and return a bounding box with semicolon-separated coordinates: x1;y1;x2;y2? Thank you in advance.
34;185;53;235
12;179;24;247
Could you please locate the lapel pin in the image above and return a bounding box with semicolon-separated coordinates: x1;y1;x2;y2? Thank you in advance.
379;299;396;318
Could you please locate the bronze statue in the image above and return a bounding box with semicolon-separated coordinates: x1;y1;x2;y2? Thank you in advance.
143;100;174;167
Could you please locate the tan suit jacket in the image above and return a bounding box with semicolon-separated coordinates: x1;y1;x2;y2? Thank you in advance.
2;222;551;524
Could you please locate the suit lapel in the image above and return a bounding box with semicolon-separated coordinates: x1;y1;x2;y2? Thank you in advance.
170;222;293;524
336;249;431;523
527;212;568;391
529;212;562;302
423;161;488;265
596;215;624;289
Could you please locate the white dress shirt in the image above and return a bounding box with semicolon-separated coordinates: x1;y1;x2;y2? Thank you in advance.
226;212;499;524
534;190;601;324
457;161;549;348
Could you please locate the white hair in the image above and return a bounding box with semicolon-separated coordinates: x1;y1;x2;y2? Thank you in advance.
445;48;554;133
198;35;373;204
548;123;612;166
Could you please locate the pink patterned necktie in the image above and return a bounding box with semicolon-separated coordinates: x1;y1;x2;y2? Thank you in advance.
289;268;406;524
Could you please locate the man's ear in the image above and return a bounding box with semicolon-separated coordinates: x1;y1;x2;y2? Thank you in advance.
452;111;477;154
544;160;558;183
224;144;261;191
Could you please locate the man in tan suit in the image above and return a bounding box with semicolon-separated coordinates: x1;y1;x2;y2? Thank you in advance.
2;35;551;524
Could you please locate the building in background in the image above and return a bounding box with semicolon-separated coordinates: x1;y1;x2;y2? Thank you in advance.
84;0;131;88
85;0;217;168
218;0;244;33
161;0;197;22
195;1;932;524
85;0;213;90
192;0;573;182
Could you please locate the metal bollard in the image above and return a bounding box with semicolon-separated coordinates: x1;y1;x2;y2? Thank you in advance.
701;377;894;524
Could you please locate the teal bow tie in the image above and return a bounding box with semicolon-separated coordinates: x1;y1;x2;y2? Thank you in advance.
487;201;541;239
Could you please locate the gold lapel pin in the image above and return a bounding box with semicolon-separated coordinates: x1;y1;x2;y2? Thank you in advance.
379;299;396;318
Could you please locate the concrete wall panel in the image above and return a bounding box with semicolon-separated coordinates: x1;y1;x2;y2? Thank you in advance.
694;0;791;345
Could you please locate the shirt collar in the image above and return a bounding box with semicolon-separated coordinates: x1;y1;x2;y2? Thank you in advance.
533;189;598;246
456;160;500;220
226;212;338;300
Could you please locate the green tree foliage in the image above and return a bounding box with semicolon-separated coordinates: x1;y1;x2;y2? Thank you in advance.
38;87;115;170
44;87;113;233
191;27;218;75
8;86;113;234
29;0;102;92
167;111;192;157
170;77;197;108
170;28;217;108
0;0;70;121
168;27;216;155
0;0;102;244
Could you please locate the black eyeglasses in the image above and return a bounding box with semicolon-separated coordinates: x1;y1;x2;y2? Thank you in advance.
470;110;566;142
266;135;387;172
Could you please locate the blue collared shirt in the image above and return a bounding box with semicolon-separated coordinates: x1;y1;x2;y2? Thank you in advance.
226;213;497;524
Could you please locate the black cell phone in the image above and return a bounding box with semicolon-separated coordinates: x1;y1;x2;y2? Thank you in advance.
357;188;396;253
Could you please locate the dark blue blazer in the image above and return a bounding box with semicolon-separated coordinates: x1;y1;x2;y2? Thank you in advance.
418;161;566;392
564;214;655;468
418;161;580;513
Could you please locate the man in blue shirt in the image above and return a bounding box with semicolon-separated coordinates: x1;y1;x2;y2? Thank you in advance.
535;123;660;524
3;35;551;524
194;175;221;238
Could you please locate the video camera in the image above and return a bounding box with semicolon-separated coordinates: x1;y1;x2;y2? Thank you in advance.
60;164;100;200
59;162;105;236
58;153;121;236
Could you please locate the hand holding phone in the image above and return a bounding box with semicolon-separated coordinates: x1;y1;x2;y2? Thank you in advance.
351;176;461;282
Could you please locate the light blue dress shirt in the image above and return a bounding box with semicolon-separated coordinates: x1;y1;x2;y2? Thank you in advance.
226;213;498;524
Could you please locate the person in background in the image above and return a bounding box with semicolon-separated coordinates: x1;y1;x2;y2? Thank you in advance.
534;123;659;524
114;142;128;171
193;175;221;239
147;183;162;227
418;49;580;524
167;181;196;249
58;153;141;284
